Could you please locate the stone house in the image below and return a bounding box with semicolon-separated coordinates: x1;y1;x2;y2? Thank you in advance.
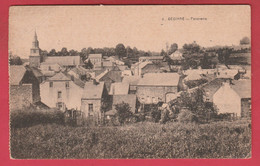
213;79;251;117
9;65;41;110
136;73;180;104
40;72;85;111
95;69;122;93
81;81;108;124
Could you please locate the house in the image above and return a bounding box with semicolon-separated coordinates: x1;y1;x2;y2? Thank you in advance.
183;70;203;81
122;76;141;94
40;62;63;72
106;56;125;65
87;54;102;64
81;81;107;123
139;56;164;63
169;50;184;64
136;73;180;104
43;56;83;68
40;72;85;111
109;82;129;95
213;79;251;117
95;69;122;92
67;67;92;81
9;65;41;110
105;94;137;119
27;66;46;83
201;78;231;102
131;61;151;76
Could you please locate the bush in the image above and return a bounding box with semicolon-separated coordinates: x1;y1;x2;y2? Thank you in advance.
177;109;198;123
10;107;64;128
114;102;133;125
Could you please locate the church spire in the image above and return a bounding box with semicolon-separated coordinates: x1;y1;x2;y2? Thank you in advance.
32;29;39;49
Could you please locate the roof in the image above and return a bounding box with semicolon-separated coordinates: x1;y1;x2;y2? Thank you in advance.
139;56;164;60
169;50;184;60
48;72;71;81
122;76;141;85
117;65;129;71
44;56;82;66
102;61;114;67
27;66;43;77
82;82;104;99
95;70;109;81
109;82;129;95
9;65;27;85
88;54;102;59
202;78;231;102
231;79;251;99
46;72;85;88
184;70;203;81
112;94;137;113
138;73;180;86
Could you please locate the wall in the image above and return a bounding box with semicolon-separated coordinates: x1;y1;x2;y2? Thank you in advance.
29;56;41;68
81;99;102;123
213;85;241;116
241;98;251;118
40;80;83;110
10;84;33;111
136;86;178;103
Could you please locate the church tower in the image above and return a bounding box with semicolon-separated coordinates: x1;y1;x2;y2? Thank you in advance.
30;31;40;56
29;31;41;67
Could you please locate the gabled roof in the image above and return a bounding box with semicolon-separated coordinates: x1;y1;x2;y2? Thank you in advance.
9;65;27;85
109;82;129;95
82;82;104;99
48;72;71;81
122;76;141;85
44;56;82;66
138;73;180;86
202;78;231;102
231;79;251;99
47;72;85;88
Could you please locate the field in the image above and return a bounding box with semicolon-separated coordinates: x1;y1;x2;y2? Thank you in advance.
10;112;251;159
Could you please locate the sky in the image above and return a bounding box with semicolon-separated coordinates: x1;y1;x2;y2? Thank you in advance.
9;5;251;58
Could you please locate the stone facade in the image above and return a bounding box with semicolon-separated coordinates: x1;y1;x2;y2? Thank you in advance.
81;99;102;124
136;86;178;104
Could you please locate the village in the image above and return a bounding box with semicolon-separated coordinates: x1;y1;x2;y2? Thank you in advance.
9;32;251;126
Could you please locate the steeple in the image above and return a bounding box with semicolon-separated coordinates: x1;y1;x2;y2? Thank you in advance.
32;30;39;49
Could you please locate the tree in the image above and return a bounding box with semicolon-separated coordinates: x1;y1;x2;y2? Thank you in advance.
160;49;167;57
126;46;134;58
217;48;232;64
115;43;126;59
84;59;93;69
61;47;68;56
9;54;23;65
168;43;178;55
114;102;133;125
240;36;250;45
49;49;56;56
183;41;200;54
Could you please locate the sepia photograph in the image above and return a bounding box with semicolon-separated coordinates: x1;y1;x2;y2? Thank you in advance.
9;5;251;159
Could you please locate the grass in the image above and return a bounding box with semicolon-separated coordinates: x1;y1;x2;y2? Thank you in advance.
10;114;251;159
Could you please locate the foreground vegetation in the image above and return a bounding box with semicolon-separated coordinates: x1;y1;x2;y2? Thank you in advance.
10;109;251;159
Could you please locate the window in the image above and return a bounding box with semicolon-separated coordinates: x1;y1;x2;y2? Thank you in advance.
57;91;62;99
65;82;70;88
49;82;53;88
88;104;93;113
57;102;63;110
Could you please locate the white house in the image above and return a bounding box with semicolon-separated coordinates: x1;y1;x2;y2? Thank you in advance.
213;80;251;117
40;72;85;110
